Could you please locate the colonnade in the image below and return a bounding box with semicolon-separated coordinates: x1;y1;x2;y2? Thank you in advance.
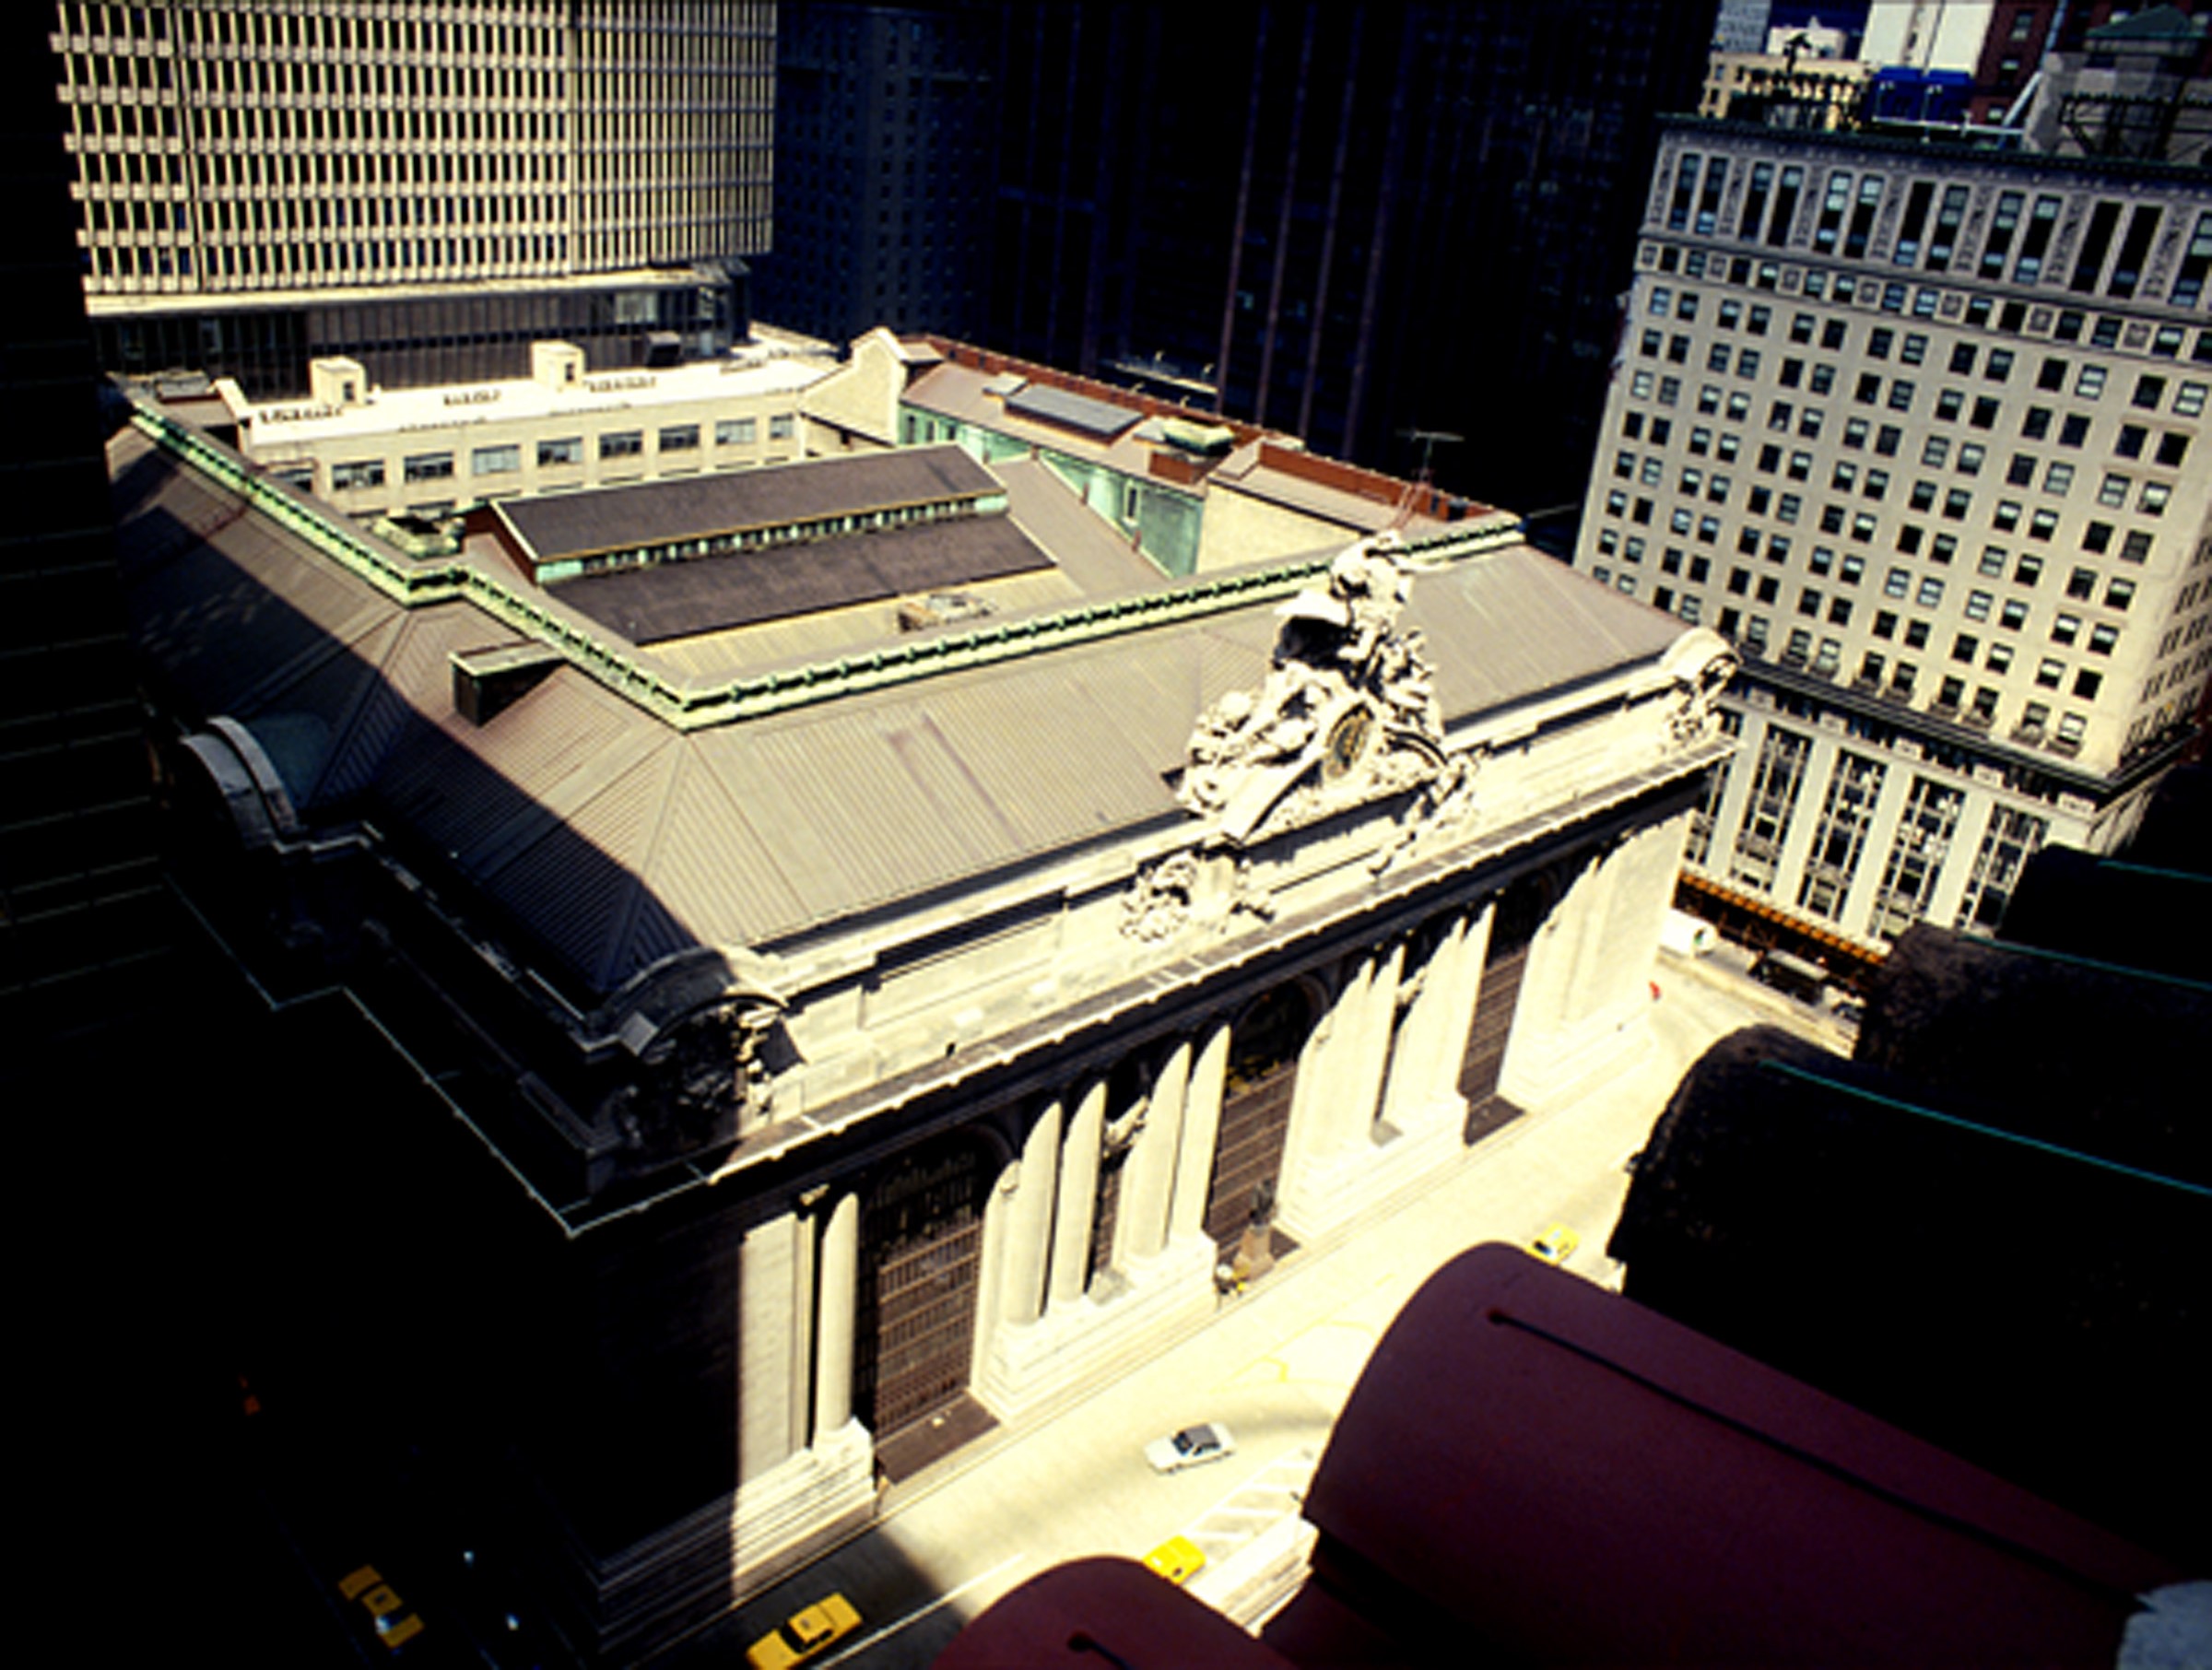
772;819;1689;1464
582;820;1688;1652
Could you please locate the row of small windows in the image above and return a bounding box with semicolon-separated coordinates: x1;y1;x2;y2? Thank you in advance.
326;416;794;489
1665;149;2212;310
1649;243;2212;368
1639;301;2208;414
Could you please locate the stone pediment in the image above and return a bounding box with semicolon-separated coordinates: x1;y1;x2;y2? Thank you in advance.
1178;533;1447;847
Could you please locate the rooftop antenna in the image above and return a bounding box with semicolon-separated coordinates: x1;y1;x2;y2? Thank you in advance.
1394;428;1463;526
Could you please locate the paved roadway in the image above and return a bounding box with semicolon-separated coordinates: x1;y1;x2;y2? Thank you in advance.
653;950;1850;1668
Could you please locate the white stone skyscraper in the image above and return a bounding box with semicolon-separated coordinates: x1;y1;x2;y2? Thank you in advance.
1573;112;2210;967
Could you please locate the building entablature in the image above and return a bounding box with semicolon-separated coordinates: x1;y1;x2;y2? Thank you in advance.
1641;119;2212;338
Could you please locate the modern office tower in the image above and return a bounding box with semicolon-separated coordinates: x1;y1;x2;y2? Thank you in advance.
761;1;1000;344
45;1;776;394
973;1;1713;521
1572;112;2211;965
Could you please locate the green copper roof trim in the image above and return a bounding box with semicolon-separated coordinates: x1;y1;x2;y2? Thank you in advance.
129;395;1523;732
1951;927;2212;994
1758;1059;2212;1198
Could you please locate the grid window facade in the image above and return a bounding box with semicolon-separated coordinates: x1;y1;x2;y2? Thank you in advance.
1577;117;2212;950
51;2;775;296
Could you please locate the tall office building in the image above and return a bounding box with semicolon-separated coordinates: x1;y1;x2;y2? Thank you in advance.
46;1;776;394
1572;112;2211;965
2;6;175;1069
761;1;1000;344
762;2;1712;520
990;2;1715;520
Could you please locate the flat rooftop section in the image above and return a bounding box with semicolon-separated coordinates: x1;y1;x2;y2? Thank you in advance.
230;346;830;445
498;444;1000;566
904;356;1230;488
905;349;1500;535
553;512;1053;645
1002;381;1144;440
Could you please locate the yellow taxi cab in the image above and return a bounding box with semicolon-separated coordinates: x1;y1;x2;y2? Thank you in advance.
1142;1535;1207;1586
747;1593;862;1670
336;1564;425;1652
1529;1223;1581;1265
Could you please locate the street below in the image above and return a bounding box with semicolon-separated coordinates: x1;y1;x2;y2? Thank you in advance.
655;946;1849;1668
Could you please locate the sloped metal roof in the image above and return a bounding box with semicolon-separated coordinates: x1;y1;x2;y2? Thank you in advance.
112;425;1688;1001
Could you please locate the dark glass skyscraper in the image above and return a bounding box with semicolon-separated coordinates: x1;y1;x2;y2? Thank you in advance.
772;2;1712;517
993;2;1716;517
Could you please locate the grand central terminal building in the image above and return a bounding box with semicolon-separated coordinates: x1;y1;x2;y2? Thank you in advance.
110;340;1734;1660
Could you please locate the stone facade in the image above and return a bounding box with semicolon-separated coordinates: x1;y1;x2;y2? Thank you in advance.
117;376;1732;1661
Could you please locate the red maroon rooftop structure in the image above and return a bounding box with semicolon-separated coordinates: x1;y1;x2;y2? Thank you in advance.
938;1244;2180;1668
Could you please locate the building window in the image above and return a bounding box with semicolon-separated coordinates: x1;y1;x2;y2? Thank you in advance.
659;424;700;453
331;458;385;490
601;430;644;460
715;417;758;446
770;414;796;441
1868;777;1965;940
1954;807;2047;932
403;452;453;483
471;444;521;476
1728;726;1811;893
1795;750;1887;923
539;437;583;467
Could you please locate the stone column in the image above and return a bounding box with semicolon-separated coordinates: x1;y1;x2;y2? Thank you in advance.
1447;897;1497;1065
788;1202;818;1454
1564;842;1628;1016
1169;1020;1230;1242
1295;956;1373;1162
811;1191;860;1440
1116;1040;1190;1266
1047;1077;1105;1308
998;1100;1061;1325
1381;913;1470;1130
1349;943;1404;1141
738;1216;801;1479
1511;852;1602;1064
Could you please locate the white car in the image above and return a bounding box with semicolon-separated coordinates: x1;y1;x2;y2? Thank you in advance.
1145;1422;1236;1474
